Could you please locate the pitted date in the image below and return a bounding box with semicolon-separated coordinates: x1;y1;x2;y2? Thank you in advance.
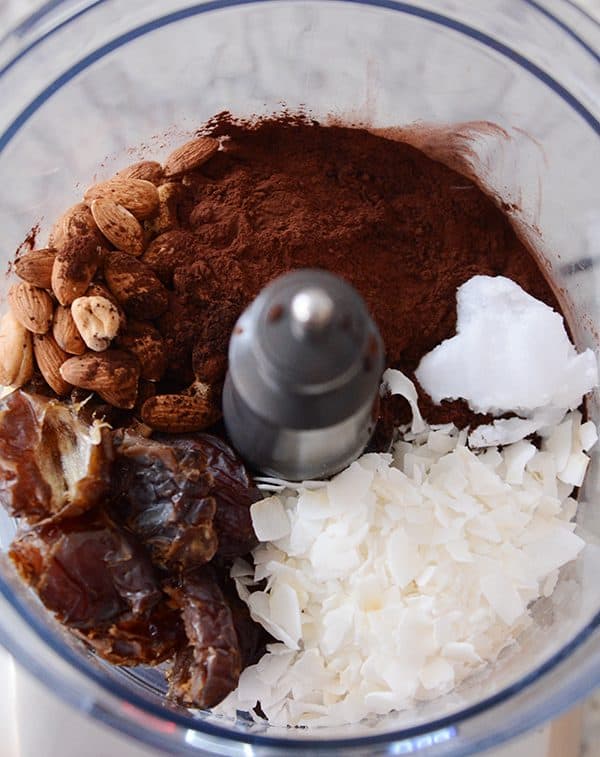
5;405;263;696
111;432;260;569
0;390;112;523
195;434;261;558
216;568;270;668
10;511;161;630
111;432;219;570
165;568;242;708
81;604;184;666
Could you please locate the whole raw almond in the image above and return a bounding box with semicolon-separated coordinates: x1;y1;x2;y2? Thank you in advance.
0;310;33;387
104;251;168;319
163;136;219;177
146;182;181;236
8;282;54;334
53;305;86;355
60;349;140;409
51;234;100;306
14;248;56;289
33;333;71;396
85;178;160;220
49;203;105;250
116;160;164;186
71;296;121;352
90;199;145;256
117;320;166;381
141;393;221;433
86;281;126;324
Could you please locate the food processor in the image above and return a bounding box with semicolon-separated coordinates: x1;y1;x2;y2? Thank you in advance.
0;0;599;754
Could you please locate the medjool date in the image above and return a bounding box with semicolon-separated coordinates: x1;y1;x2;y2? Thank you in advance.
111;432;218;571
165;568;241;708
196;434;260;559
216;568;270;668
111;432;259;569
81;604;183;666
0;390;112;523
10;511;161;629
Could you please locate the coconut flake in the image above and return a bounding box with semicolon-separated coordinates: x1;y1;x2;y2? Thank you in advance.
326;461;374;513
502;440;537;484
469;407;566;448
419;658;455;691
251;496;291;541
222;409;594;727
579;421;598;452
559;452;590;487
542;417;574;474
480;572;525;625
382;368;426;433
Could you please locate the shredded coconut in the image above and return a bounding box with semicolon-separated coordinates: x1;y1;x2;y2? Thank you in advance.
217;410;593;726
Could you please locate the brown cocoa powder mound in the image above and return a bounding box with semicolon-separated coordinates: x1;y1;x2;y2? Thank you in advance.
159;116;557;427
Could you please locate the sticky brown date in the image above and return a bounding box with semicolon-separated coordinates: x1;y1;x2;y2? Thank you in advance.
111;432;219;570
10;511;161;630
195;433;261;559
0;390;112;523
215;568;270;669
111;432;260;570
80;604;184;666
165;568;242;708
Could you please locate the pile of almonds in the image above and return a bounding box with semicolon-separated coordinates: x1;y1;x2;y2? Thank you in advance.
0;136;223;433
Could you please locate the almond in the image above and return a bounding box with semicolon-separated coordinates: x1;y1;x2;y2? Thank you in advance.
90;199;145;256
8;282;54;334
146;182;182;236
140;393;221;433
163;136;219;177
117;320;166;381
104;251;168;319
85;178;160;220
51;234;100;306
49;203;105;250
71;296;120;352
14;248;56;289
60;350;140;409
33;333;71;396
0;310;33;387
86;282;127;324
116;160;164;186
53;306;86;355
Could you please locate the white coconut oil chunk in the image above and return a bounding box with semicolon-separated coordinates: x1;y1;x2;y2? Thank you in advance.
415;276;598;446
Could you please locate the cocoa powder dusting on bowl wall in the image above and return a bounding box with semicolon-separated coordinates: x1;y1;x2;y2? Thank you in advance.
154;114;557;426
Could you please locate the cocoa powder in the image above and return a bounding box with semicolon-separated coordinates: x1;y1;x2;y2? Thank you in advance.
155;116;557;427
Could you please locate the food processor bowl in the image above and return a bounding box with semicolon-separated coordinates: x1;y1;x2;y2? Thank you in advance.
0;1;599;754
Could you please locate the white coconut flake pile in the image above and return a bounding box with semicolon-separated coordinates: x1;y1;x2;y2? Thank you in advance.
415;276;598;447
217;409;596;727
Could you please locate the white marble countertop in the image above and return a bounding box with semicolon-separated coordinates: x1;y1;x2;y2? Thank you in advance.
0;0;598;755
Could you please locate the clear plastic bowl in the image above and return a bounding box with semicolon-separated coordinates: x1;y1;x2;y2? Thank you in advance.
0;1;599;754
